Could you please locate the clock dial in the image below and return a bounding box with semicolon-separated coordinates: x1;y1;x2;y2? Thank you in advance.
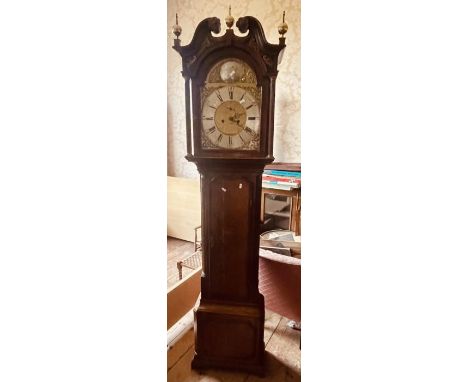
201;86;260;150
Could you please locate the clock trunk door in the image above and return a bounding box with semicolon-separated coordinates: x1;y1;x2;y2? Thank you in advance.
204;176;255;302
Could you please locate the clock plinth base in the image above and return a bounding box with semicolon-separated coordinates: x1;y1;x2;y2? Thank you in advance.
191;299;265;376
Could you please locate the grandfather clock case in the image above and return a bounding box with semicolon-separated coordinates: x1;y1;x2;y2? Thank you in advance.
172;13;287;375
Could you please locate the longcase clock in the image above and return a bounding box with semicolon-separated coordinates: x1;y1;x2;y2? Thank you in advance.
172;11;288;376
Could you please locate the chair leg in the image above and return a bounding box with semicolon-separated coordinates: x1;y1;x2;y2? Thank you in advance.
177;261;183;280
287;320;301;349
287;320;301;330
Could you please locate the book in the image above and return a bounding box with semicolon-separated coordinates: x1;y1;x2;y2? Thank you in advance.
263;180;300;188
264;170;301;178
262;175;301;185
264;162;301;172
262;182;295;191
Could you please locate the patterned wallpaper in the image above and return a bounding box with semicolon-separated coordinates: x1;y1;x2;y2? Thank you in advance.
167;0;301;178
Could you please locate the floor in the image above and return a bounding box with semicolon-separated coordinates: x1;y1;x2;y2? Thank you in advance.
168;310;301;382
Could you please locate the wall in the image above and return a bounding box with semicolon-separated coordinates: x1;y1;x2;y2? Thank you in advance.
167;0;301;178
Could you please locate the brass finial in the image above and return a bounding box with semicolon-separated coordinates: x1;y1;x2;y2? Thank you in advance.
278;11;288;37
172;13;182;39
225;5;234;29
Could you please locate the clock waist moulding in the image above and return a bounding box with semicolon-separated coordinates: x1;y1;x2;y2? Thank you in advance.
172;12;288;376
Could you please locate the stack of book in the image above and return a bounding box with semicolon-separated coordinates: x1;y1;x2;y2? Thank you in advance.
262;162;301;191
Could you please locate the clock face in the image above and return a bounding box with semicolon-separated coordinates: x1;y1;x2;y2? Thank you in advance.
201;59;261;151
201;86;260;149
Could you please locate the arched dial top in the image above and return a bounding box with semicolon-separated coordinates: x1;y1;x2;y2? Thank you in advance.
201;58;261;151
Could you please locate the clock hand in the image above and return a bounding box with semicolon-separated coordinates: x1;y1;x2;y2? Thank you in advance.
232;112;245;123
